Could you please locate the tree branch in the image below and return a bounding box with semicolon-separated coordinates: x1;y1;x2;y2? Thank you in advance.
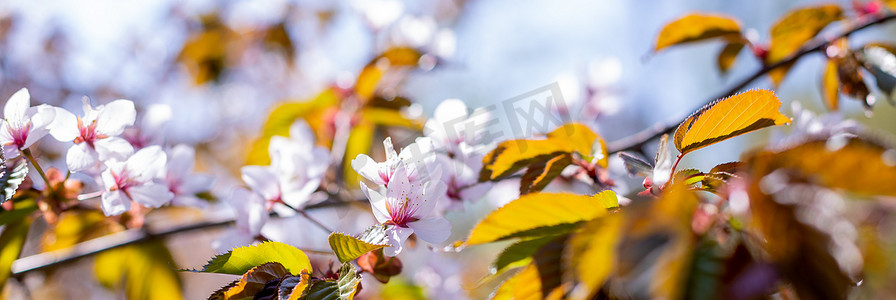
10;195;369;277
607;13;896;154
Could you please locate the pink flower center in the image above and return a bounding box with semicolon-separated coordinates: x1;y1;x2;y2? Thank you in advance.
5;120;31;149
109;168;137;198
74;117;108;147
386;197;420;227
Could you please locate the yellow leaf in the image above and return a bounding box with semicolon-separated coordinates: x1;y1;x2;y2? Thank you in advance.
466;190;618;246
481;123;602;180
823;58;840;111
766;5;843;85
565;213;623;299
654;14;742;52
519;153;573;195
745;137;896;197
355;47;423;101
247;89;340;165
717;42;745;73
647;184;699;299
96;241;184;300
361;107;423;130
673;89;791;156
42;210;123;252
0;217;30;296
491;264;561;300
343;121;374;189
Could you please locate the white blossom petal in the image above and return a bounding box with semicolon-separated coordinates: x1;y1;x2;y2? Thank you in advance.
95;100;136;136
166;144;195;177
125;145;166;181
49;107;79;142
408;217;451;244
287;120;315;146
100;190;131;216
4;88;29;124
128;183;174;208
67;143;99;172
351;154;386;185
383;225;414;257
241;165;280;201
94;137;135;162
361;182;390;223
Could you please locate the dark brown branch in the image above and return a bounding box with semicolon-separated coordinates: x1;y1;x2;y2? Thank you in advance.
10;196;367;277
607;13;896;154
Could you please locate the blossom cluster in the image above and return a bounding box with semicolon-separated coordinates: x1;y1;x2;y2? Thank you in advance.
1;88;213;216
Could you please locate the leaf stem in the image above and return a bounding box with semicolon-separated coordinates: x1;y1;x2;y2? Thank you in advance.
21;149;52;193
669;153;684;184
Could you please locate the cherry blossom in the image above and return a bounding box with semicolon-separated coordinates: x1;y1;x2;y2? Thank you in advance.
50;98;137;173
165;144;214;207
0;88;56;158
99;146;173;216
351;136;437;187
424;99;492;156
213;187;268;252
361;163;449;256
241;121;328;214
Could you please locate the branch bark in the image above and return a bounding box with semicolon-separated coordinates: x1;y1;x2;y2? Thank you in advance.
607;13;896;154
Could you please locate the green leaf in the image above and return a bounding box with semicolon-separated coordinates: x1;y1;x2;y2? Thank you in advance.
0;198;37;227
0;158;28;204
466;190;618;246
0;216;30;295
618;152;653;177
191;241;312;276
328;232;388;263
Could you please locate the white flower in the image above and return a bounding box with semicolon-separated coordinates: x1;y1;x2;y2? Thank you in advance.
351;137;437;187
0;88;56;158
361;163;450;256
241;121;328;213
165;144;214;207
436;148;491;209
50;98;136;172
99;146;173;216
212;187;268;252
124;104;172;149
424;99;492;156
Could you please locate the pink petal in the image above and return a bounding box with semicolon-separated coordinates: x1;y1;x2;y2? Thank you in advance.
408;217;451;244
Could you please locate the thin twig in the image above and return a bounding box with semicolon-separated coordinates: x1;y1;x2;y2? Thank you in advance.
607;13;896;154
21;149;52;193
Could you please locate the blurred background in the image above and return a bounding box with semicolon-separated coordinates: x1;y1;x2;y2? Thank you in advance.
1;0;896;299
